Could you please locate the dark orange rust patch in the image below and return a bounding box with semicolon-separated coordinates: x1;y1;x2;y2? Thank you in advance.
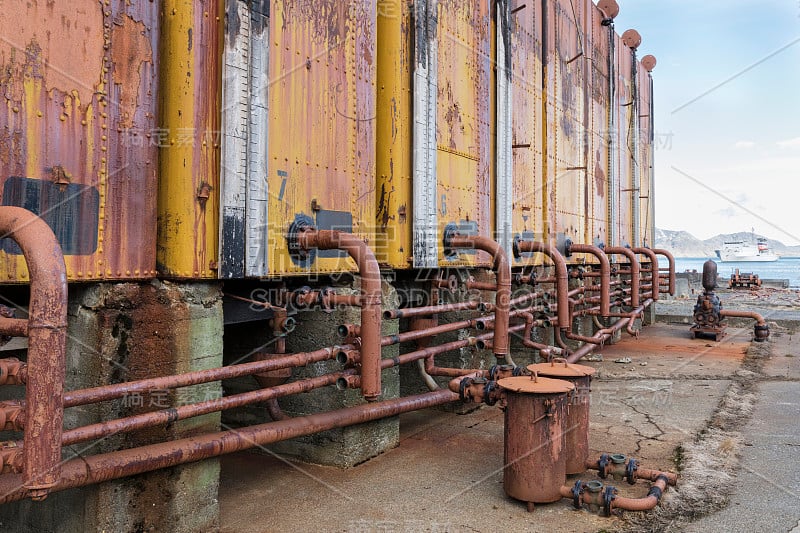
111;15;153;129
0;0;104;105
594;149;606;197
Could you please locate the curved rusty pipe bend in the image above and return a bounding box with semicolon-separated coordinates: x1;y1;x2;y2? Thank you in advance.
563;300;652;363
297;229;382;401
515;241;570;333
568;244;612;316
652;248;676;296
604;247;640;308
719;309;770;341
632;248;659;302
445;234;511;360
0;207;67;499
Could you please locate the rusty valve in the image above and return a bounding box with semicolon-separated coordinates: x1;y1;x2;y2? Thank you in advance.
0;358;27;385
0;400;25;431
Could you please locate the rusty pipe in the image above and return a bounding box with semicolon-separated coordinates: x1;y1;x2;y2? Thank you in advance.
446;234;511;360
516;241;570;332
611;475;670;512
564;300;652;363
720;309;770;341
0;390;458;504
383;300;480;319
0;207;68;499
0;358;27;385
632;248;659;301
59;372;353;446
584;455;678;486
64;345;350;407
297;229;382;401
604;247;640;307
568;244;611;316
652;248;675;296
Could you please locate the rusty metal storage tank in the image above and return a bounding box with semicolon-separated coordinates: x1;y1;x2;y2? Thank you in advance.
528;359;597;474
376;0;496;269
497;374;574;511
0;1;160;281
158;0;377;279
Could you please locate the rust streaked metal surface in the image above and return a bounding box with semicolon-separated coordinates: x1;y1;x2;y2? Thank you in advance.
158;0;222;278
615;31;634;246
0;390;458;504
588;1;611;244
267;1;376;276
529;359;595;474
510;0;544;261
434;0;494;267
0;1;158;281
551;0;587;242
0;207;67;499
499;375;572;509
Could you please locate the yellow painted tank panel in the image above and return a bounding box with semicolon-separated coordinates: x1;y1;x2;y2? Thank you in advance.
157;0;222;279
266;1;376;276
376;0;413;268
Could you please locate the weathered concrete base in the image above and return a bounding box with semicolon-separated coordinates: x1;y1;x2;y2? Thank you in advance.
224;278;400;468
0;281;223;533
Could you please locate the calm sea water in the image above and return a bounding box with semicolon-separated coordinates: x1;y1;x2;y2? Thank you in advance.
673;257;800;288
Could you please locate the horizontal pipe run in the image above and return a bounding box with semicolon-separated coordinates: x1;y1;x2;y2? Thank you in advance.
384;300;480;319
64;346;349;408
0;390;459;504
719;309;766;327
565;300;652;363
58;372;352;447
0;317;29;337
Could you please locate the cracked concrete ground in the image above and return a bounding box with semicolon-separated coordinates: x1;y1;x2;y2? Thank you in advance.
219;319;798;532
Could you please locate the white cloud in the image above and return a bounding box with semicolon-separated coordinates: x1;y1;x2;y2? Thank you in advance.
734;140;755;149
777;137;800;148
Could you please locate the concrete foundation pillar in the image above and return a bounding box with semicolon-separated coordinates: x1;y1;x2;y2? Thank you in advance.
0;280;223;533
265;275;401;467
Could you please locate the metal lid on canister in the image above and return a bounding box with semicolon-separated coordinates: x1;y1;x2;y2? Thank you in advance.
497;374;575;395
527;358;596;378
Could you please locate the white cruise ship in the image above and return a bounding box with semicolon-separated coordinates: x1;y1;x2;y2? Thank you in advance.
715;238;779;262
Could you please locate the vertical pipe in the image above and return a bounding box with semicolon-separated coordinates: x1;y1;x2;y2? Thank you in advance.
652;248;675;296
298;230;383;401
607;22;617;246
446;235;511;359
515;241;570;332
604;246;640;308
567;244;611;316
632;247;659;301
0;208;67;499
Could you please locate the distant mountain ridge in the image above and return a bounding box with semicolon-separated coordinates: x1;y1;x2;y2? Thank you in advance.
654;228;800;258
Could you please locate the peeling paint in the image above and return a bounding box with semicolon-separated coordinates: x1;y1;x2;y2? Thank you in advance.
111;16;153;129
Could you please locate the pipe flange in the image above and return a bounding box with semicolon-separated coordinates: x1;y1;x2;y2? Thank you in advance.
602;485;618;517
286;215;317;267
442;223;459;259
571;480;585;509
483;380;499;406
625;457;638;484
754;324;770;342
598;453;610;479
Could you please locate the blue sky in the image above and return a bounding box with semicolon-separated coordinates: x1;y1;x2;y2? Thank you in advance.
614;1;800;245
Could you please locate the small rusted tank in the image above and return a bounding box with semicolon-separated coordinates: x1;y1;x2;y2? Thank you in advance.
528;359;596;474
497;374;574;512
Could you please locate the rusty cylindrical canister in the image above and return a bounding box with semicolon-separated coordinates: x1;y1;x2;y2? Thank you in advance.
497;374;574;511
528;358;596;474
